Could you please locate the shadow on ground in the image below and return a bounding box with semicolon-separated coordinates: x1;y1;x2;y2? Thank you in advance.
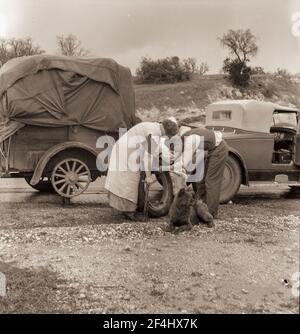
0;261;80;313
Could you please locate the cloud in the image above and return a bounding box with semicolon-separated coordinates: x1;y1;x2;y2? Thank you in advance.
1;0;299;73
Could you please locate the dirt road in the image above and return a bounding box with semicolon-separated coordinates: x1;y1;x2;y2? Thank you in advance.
0;179;299;313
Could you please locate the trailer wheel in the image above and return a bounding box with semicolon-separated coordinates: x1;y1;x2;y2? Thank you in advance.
51;158;91;198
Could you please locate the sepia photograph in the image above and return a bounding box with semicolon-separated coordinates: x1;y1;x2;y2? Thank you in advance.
0;0;299;318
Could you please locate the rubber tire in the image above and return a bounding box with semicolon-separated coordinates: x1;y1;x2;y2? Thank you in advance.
220;155;242;203
138;172;173;218
192;155;242;204
24;176;55;193
288;186;300;197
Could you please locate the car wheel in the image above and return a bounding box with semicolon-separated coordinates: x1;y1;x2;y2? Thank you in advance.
192;155;241;203
220;155;241;203
138;171;173;218
24;176;55;193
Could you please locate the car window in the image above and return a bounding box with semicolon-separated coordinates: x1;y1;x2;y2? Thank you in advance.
212;110;232;121
272;111;298;128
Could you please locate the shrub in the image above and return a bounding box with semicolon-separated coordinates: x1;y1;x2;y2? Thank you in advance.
136;56;194;84
272;68;293;83
222;58;251;87
251;66;265;75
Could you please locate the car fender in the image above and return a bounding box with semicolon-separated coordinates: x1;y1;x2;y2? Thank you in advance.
30;141;98;186
227;147;249;186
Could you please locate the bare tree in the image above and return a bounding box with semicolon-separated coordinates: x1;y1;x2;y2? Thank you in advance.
182;57;197;74
8;37;45;57
219;29;258;66
0;37;44;67
56;34;89;57
182;58;209;76
198;62;209;75
0;39;9;66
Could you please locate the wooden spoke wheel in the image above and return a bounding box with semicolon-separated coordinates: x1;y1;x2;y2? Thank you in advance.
51;158;91;198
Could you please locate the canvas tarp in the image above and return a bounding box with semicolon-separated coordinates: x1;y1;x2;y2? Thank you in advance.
0;55;138;142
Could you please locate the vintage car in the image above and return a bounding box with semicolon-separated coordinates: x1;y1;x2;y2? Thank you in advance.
199;99;300;202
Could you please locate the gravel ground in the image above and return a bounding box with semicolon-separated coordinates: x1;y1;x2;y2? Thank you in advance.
0;181;299;314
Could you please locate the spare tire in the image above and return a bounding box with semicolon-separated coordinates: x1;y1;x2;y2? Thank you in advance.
138;171;173;218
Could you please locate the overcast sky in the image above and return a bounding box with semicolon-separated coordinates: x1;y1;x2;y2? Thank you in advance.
0;0;300;74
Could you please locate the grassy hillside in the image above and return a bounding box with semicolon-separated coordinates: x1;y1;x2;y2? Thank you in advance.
134;74;300;123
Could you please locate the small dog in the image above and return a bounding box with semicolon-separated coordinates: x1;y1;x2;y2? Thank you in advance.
166;187;194;233
166;187;214;233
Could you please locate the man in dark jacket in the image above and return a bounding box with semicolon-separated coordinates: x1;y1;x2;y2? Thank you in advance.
181;126;229;218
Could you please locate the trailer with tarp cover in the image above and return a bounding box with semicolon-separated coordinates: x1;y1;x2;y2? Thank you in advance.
0;55;139;198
